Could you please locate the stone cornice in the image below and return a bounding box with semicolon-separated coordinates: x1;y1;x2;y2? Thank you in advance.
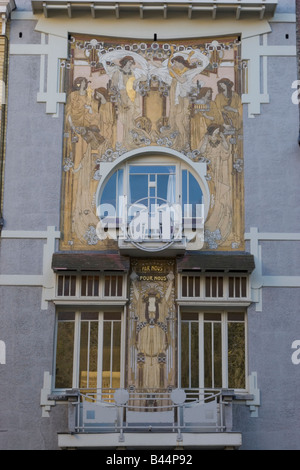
31;0;277;20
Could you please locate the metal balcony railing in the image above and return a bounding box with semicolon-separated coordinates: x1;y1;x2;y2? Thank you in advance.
68;388;235;437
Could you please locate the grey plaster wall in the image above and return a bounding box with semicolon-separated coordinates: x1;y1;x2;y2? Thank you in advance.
0;287;64;450
244;55;300;234
236;289;300;450
240;16;300;449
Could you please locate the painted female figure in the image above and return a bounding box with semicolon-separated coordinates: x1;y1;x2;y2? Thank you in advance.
93;87;116;152
166;50;209;150
190;86;223;150
65;77;103;244
214;78;242;133
200;124;233;245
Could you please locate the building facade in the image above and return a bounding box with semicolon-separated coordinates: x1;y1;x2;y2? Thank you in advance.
0;0;299;450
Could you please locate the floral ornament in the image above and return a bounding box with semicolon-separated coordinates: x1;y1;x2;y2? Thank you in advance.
93;170;102;181
233;159;244;173
137;352;145;363
131;130;151;146
83;226;99;245
204;228;222;249
100;144;128;162
156;136;175;147
63;158;74;172
158;352;167;363
136;321;148;333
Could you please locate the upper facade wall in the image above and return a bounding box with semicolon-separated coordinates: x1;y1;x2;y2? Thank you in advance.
2;0;299;247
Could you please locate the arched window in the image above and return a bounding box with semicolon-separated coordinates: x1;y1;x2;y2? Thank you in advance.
97;154;206;249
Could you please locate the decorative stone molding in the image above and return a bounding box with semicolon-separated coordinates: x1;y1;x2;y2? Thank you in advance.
0;0;15;34
0;226;60;309
246;372;260;418
31;0;278;20
245;227;300;312
40;371;55;417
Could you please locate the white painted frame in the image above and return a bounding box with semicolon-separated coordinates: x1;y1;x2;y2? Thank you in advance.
245;227;300;311
178;310;249;393
177;273;251;306
53;308;126;392
0;226;60;309
54;273;128;303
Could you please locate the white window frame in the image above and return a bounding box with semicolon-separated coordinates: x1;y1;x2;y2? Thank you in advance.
178;309;248;393
98;154;209;227
54;273;127;303
178;273;251;304
53;308;126;392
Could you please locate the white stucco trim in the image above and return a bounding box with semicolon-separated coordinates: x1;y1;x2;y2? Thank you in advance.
58;430;242;449
9;12;296;117
245;227;300;312
10;34;68;115
242;34;296;117
0;226;60;309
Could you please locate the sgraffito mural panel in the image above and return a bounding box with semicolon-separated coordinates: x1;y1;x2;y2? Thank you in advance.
61;35;245;251
128;259;176;391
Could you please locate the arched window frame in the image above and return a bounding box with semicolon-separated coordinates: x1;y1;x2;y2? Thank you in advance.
96;147;209;218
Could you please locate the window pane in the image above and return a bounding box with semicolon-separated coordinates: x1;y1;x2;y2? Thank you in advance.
228;322;245;389
129;174;148;204
214;323;222;388
100;171;117;215
104;312;121;321
104;276;110;296
241;277;247;297
229;277;234;297
205;277;211;297
55;320;75;388
188;277;193;297
117;276;123;297
117;169;124;218
195;277;200;297
182;170;187;208
182;276;187;297
235;277;240;297
102;321;121;391
182;312;198;321
129;165;175;174
64;276;70;296
191;322;199;388
204;323;212;388
111;276;116;296
57;276;63;296
79;319;99;389
89;322;99;388
81;276;87;296
102;322;111;389
181;322;189;388
212;277;217;297
157;174;171;202
188;172;203;207
112;322;121;374
228;312;244;322
218;277;223;297
79;322;88;388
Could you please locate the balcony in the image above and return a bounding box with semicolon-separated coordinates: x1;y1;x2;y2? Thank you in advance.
58;388;242;449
